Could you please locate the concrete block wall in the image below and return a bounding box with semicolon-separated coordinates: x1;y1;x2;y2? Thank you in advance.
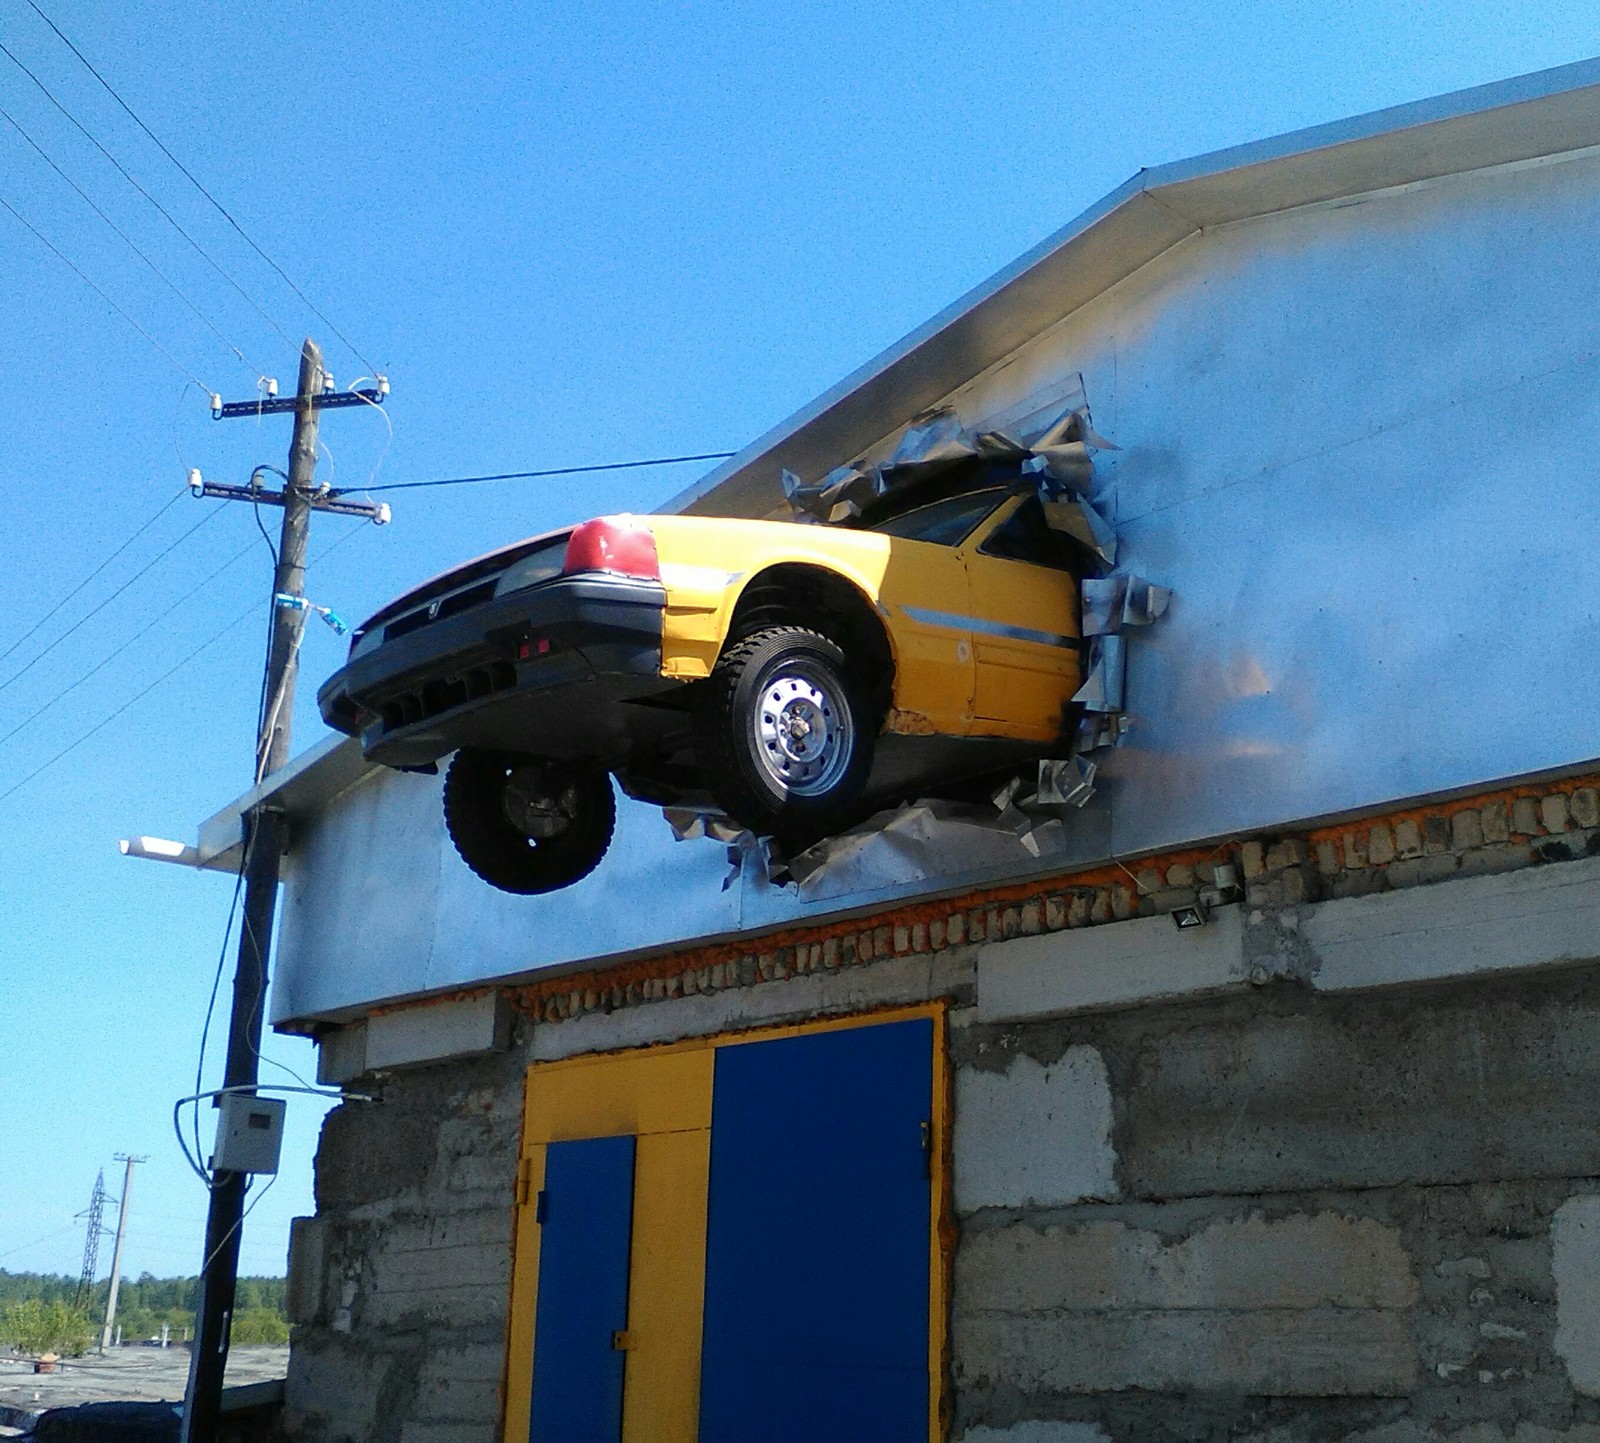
282;1059;526;1443
288;795;1600;1442
949;964;1600;1441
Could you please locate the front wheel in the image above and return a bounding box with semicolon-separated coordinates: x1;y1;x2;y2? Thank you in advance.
443;750;615;894
699;626;874;842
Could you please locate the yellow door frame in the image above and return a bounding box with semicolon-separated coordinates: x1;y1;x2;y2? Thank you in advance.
501;1001;953;1443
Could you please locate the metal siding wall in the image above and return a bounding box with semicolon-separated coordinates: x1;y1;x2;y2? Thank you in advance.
274;152;1600;1023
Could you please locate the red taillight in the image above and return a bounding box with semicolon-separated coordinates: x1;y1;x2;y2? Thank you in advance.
563;516;660;579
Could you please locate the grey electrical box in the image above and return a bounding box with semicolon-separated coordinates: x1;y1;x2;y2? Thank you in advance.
210;1094;287;1175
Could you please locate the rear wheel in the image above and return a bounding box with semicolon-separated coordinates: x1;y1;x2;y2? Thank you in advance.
443;750;615;894
700;626;874;843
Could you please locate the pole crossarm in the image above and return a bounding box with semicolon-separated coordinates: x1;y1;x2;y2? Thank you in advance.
191;480;389;524
211;386;386;420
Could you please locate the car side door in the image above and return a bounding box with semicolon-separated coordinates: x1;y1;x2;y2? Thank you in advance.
959;493;1082;740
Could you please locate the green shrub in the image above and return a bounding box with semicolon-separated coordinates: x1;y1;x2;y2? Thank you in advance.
0;1299;95;1357
229;1308;289;1345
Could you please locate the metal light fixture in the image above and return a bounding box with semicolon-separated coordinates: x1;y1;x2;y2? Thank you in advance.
1171;898;1210;929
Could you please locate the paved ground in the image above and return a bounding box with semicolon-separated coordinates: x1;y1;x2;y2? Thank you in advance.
0;1344;287;1420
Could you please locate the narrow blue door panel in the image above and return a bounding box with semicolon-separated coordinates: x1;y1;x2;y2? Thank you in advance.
529;1134;635;1443
700;1018;933;1443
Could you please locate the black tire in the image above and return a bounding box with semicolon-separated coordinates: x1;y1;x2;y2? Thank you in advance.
443;750;615;894
700;626;874;842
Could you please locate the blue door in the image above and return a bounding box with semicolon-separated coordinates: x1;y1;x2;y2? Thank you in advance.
528;1134;636;1443
698;1018;933;1442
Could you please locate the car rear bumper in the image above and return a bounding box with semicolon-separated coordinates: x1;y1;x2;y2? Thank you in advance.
317;573;675;768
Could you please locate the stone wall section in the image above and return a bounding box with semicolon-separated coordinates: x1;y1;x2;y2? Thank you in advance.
949;964;1600;1441
282;1060;526;1443
504;775;1600;1030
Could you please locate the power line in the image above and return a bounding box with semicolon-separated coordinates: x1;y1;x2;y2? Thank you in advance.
0;597;255;805
342;449;738;496
0;536;257;748
0;504;221;697
0;520;369;807
0;98;260;374
22;0;378;374
0;35;295;353
0;487;184;670
0;190;208;387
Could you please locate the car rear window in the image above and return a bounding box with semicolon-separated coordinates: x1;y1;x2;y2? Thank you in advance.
864;487;1009;546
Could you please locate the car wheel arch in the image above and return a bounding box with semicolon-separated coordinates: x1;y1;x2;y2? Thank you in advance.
721;563;895;728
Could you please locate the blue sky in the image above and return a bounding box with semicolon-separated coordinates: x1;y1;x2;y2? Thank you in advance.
1;1;1597;1287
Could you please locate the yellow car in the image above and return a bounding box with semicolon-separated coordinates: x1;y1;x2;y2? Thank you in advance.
319;468;1084;893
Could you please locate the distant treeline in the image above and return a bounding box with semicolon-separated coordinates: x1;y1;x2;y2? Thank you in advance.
0;1271;287;1347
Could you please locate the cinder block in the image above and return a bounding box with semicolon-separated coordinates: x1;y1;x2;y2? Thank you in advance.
285;1216;328;1326
1306;851;1600;994
366;994;510;1072
955;1307;1415;1397
1451;809;1485;851
954;1048;1117;1211
1554;1195;1600;1397
1574;789;1600;829
1368;825;1396;865
1395;820;1424;859
958;1427;1110;1443
1545;794;1573;834
977;906;1246;1022
958;1213;1417;1314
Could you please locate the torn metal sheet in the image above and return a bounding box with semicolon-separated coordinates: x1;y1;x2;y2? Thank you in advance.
663;807;750;845
784;379;1116;526
1074;634;1127;713
1040;492;1118;567
1122;576;1171;626
783;796;1078;903
1037;756;1097;808
1076;712;1130;752
889;408;984;469
782;463;886;524
1082;574;1171;634
1081;576;1128;636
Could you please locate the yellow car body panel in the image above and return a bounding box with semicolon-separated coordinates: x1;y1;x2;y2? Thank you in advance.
637;497;1080;745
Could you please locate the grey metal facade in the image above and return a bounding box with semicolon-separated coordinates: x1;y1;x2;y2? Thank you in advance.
260;68;1600;1025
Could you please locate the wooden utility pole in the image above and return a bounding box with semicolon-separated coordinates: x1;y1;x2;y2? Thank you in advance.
180;341;322;1443
100;1153;146;1351
176;343;387;1443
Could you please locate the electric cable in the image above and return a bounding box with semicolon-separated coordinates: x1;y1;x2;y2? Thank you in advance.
0;486;184;670
0;504;222;696
0;536;257;748
190;829;251;1181
339;449;738;496
0;190;208;388
0;35;295;352
22;0;379;375
342;378;393;491
0;98;262;374
0;519;372;806
0;591;255;806
0;1223;81;1262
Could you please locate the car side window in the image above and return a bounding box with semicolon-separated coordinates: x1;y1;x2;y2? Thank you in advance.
978;494;1077;572
866;488;1008;546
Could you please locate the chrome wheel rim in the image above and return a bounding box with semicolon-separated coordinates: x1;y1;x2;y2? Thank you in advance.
751;668;853;798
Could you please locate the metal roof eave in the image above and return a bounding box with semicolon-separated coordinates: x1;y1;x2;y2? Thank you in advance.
123;733;375;873
664;55;1600;521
